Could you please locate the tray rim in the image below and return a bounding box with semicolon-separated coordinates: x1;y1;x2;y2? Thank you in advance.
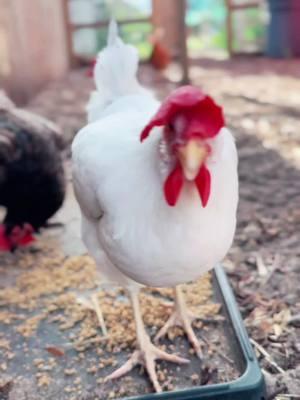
121;264;265;400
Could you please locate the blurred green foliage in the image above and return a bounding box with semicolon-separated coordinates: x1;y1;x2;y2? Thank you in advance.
93;0;151;59
95;22;152;60
121;23;152;59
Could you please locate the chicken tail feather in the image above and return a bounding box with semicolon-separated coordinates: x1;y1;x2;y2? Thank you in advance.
87;18;146;122
107;18;119;46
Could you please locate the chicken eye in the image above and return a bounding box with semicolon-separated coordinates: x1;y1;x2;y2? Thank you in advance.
168;122;175;131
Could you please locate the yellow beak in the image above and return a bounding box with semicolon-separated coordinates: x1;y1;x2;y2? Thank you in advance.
177;139;208;181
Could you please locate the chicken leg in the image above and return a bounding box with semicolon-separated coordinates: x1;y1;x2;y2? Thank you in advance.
77;293;108;336
155;285;204;359
105;287;189;392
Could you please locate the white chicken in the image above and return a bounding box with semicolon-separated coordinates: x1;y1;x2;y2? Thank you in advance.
72;21;238;392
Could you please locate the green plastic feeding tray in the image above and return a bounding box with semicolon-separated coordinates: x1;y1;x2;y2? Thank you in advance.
125;265;266;400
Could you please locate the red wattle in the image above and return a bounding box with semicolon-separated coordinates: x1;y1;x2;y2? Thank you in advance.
164;164;211;207
164;164;184;206
195;165;211;207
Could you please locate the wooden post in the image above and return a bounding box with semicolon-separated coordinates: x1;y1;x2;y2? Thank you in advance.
225;0;233;56
62;0;77;68
225;0;261;57
177;0;189;84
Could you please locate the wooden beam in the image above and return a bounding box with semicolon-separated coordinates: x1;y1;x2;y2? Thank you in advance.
62;0;77;67
229;2;260;10
70;17;151;31
225;0;260;57
226;3;233;56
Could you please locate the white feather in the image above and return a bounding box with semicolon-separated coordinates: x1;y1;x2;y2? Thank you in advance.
107;19;119;46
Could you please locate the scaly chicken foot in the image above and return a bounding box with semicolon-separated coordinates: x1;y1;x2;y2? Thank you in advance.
77;293;108;337
104;337;188;392
155;285;205;359
105;289;189;393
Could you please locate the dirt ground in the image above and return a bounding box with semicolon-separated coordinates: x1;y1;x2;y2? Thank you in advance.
2;57;300;398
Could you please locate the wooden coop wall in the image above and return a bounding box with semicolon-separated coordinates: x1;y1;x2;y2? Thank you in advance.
0;0;187;104
0;0;70;104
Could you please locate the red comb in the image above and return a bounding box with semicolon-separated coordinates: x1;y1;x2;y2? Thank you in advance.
0;224;35;252
141;86;224;142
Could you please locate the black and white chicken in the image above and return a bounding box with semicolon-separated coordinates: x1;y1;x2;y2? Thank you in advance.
0;92;65;251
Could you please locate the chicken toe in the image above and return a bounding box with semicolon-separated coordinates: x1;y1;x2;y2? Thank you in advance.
105;288;189;392
105;337;188;392
155;285;205;359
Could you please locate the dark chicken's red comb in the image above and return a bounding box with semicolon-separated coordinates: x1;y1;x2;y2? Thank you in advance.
140;86;225;141
0;224;35;252
0;225;10;251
